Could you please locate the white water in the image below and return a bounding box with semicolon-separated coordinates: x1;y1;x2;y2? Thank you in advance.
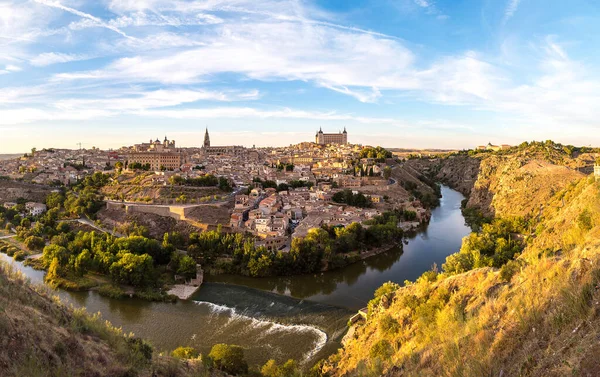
193;300;328;363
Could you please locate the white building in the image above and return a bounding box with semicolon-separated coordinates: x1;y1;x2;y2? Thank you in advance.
25;202;47;216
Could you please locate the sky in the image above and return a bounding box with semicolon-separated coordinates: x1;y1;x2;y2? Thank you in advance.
1;0;600;152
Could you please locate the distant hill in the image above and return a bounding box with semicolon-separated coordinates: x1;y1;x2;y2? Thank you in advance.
0;154;22;161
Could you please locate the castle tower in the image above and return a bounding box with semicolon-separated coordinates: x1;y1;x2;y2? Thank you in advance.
203;128;210;148
315;127;324;144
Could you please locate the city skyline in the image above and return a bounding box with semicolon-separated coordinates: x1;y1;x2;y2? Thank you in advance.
2;0;600;152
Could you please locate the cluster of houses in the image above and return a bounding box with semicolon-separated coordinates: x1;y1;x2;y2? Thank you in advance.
3;201;47;217
229;182;387;251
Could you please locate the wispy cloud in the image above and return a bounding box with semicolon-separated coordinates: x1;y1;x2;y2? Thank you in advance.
0;64;22;75
34;0;133;39
30;52;88;67
412;0;448;19
503;0;521;22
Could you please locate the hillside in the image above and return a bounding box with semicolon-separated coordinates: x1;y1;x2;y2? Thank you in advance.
404;143;590;217
326;145;600;377
0;261;217;377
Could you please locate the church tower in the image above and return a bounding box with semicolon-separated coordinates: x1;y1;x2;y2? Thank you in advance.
203;128;210;148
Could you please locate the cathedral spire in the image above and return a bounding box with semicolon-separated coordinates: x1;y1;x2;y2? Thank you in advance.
203;127;210;148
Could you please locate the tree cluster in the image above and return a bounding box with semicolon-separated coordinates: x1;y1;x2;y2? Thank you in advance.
359;146;392;161
443;216;527;275
332;189;372;208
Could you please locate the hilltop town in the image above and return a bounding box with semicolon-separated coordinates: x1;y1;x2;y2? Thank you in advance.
0;129;437;256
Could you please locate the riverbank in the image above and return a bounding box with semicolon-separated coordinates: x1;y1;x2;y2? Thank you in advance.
167;266;204;299
0;251;351;368
18;254;180;302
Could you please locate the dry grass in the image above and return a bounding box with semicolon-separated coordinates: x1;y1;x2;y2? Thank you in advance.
0;261;219;377
328;176;600;376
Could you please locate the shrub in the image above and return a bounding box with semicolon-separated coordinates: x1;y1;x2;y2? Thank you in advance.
500;259;521;282
171;346;199;360
369;339;393;361
24;236;45;251
577;209;593;231
379;314;400;335
12;251;26;261
6;247;18;257
126;337;153;361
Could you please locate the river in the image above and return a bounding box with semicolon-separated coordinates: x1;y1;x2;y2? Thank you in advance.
0;185;470;368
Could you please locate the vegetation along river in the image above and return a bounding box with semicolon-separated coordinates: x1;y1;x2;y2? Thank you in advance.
0;185;470;367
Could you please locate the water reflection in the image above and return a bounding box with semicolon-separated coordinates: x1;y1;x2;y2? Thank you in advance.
207;186;471;310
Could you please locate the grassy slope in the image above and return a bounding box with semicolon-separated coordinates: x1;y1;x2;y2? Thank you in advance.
0;262;217;377
328;152;600;377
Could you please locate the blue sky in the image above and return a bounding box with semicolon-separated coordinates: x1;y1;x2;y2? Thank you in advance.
1;0;600;152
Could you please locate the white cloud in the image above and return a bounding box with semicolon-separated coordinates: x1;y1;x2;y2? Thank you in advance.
34;0;133;39
30;52;87;66
52;21;416;97
0;86;49;104
321;85;382;103
0;64;22;74
0;103;405;126
5;64;22;72
52;89;260;111
414;0;430;7
504;0;521;22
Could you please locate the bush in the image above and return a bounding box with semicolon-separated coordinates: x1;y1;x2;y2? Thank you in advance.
500;259;521;282
577;209;593;231
171;346;199;360
126;337;153;361
97;284;127;299
369;339;393;360
379;314;400;335
12;250;26;261
6;247;19;257
208;344;248;375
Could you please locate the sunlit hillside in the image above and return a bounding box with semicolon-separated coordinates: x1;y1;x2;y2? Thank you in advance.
327;144;600;376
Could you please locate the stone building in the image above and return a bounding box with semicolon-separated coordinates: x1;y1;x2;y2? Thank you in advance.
315;127;348;145
128;137;186;171
202;128;246;156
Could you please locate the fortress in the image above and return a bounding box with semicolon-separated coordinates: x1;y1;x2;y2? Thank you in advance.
315;127;348;145
128;136;186;170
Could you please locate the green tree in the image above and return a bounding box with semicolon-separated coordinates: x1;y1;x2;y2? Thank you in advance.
176;255;197;280
24;235;44;251
109;253;155;287
46;257;63;281
74;249;92;276
247;253;273;277
208;344;248;375
42;244;70;268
